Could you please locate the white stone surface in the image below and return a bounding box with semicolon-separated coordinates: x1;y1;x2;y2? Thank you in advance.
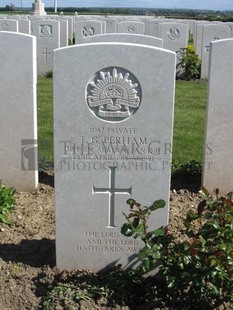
31;19;60;75
0;32;38;191
159;22;188;52
57;19;68;47
225;22;233;37
203;39;233;193
54;42;176;271
145;20;161;37
201;24;230;79
82;33;163;47
117;21;145;34
0;19;18;32
31;0;47;16
194;22;210;58
75;20;103;44
18;19;31;34
105;18;117;33
6;17;30;34
56;16;73;42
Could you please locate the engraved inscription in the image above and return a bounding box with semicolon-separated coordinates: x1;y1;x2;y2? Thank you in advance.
92;166;132;228
77;231;141;253
82;25;94;37
42;47;51;62
213;36;219;40
127;25;136;33
106;20;113;26
86;67;142;122
167;27;180;40
40;24;52;36
0;22;8;31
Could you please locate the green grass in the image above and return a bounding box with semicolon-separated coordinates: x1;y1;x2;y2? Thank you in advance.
37;77;53;162
173;80;207;165
37;78;208;167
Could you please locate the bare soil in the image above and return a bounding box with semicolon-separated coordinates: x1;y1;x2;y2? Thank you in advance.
0;172;226;310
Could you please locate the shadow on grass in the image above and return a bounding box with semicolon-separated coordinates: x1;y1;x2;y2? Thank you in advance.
39;170;54;188
171;174;202;192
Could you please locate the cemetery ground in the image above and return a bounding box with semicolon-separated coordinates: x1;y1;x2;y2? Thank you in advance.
0;78;231;309
0;171;206;310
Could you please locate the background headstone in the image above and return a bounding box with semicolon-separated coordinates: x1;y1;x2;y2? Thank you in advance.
117;21;145;34
54;42;176;271
203;39;233;193
82;33;163;47
159;22;188;53
200;24;230;79
31;19;60;75
0;19;18;32
0;32;38;191
75;20;104;44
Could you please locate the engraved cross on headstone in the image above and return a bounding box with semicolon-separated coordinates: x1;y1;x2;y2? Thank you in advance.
92;166;132;228
42;47;51;63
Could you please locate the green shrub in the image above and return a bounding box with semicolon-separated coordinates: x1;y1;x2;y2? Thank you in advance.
121;189;233;309
177;45;201;80
38;156;51;172
45;70;53;78
43;283;103;310
0;180;16;224
172;160;202;178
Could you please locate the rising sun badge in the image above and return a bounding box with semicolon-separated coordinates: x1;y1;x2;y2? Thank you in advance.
86;67;142;122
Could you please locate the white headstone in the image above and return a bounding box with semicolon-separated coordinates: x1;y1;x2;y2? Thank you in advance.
75;20;104;44
57;19;68;47
31;20;60;75
194;22;211;58
105;18;117;33
117;21;145;34
145;20;161;37
0;19;18;32
203;39;233;193
18;19;31;34
82;33;163;47
64;16;74;42
54;42;176;271
225;22;233;37
0;32;38;191
5;17;30;34
201;24;230;79
159;22;188;53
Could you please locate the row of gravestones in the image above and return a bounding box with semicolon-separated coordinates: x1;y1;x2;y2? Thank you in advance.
192;21;232;79
1;15;233;79
0;16;190;74
0;31;232;271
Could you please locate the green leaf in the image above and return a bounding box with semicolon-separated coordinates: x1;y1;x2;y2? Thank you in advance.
132;218;140;228
210;258;218;267
149;200;166;211
135;224;144;236
197;200;207;215
186;211;199;222
0;214;13;224
153;227;166;236
126;199;136;208
199;187;209;198
121;223;133;236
